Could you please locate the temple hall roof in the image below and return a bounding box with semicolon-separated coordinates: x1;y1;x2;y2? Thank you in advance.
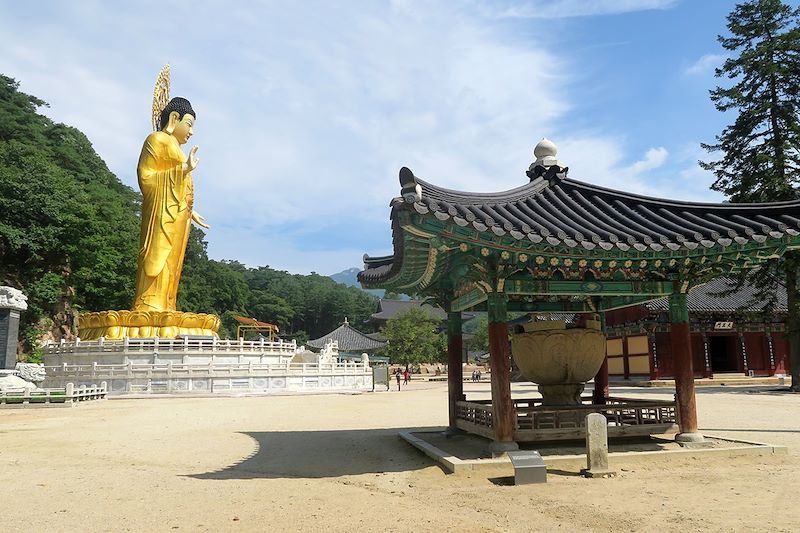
645;277;787;314
368;299;477;323
370;299;447;322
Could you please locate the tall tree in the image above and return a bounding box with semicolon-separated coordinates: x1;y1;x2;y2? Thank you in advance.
701;0;800;390
379;307;446;369
0;75;140;355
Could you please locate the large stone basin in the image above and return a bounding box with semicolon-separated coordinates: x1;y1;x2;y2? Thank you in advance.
511;326;606;405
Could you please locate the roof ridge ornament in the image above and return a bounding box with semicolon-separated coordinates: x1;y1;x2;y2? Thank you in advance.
399;166;422;203
527;137;568;183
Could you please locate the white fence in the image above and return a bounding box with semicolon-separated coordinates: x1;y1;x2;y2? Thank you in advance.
44;361;373;395
41;338;371;395
43;337;301;367
0;382;107;407
45;336;298;356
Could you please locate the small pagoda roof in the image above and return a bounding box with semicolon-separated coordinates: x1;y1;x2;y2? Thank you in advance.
645;277;787;314
307;320;387;352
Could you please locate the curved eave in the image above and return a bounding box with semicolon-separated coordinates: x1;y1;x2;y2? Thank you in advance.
359;208;455;292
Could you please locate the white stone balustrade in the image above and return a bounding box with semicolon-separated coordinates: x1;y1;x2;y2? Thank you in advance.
42;338;372;394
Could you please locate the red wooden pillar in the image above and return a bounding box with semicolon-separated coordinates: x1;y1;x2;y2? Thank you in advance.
487;292;518;454
669;283;704;444
446;310;464;433
592;311;609;404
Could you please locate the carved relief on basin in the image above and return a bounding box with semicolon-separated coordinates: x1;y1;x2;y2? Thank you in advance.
511;321;606;405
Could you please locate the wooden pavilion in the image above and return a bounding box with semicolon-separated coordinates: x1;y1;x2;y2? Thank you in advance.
307;318;387;360
359;139;800;452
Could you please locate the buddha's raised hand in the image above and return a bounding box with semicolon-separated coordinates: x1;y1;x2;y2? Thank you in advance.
183;145;199;173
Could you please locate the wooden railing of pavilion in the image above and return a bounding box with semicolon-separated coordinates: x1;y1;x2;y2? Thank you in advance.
456;396;677;441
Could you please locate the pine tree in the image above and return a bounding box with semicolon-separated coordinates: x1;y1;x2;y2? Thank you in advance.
701;0;800;390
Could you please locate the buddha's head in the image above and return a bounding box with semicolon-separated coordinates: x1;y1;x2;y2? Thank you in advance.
159;97;196;145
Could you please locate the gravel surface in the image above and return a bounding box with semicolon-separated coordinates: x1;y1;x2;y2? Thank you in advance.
1;381;798;532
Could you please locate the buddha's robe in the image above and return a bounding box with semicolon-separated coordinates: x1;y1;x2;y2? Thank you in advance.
132;131;193;311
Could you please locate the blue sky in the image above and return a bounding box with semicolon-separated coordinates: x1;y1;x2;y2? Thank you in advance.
2;1;790;275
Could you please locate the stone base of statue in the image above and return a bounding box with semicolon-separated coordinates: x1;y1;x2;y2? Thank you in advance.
77;310;220;340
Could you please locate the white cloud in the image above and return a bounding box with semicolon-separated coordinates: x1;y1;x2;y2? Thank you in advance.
555;136;720;201
624;147;669;175
482;0;677;19
0;0;713;274
685;53;726;76
555;137;667;193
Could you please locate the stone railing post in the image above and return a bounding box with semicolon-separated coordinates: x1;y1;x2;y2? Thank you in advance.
581;412;615;478
0;286;28;370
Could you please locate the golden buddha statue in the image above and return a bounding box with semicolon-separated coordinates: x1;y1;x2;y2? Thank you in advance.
133;96;207;311
78;66;220;340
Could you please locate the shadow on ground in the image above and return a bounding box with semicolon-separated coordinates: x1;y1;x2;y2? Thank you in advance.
189;427;437;480
488;468;581;485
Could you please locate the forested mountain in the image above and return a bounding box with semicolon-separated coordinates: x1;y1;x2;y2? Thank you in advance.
329;267;385;298
0;76;376;355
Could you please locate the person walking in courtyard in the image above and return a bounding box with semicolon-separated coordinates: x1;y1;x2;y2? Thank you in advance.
395;369;402;391
403;369;410;385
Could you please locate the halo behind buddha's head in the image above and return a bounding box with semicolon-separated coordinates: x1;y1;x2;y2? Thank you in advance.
159;97;196;130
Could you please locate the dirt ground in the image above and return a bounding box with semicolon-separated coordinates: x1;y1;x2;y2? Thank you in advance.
1;381;798;532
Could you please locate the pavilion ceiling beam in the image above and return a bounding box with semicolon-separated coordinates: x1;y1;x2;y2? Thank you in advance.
451;288;488;313
506;300;595;313
504;279;673;296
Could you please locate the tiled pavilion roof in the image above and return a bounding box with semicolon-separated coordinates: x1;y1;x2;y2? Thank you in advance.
359;139;800;298
307;320;387;352
361;177;800;286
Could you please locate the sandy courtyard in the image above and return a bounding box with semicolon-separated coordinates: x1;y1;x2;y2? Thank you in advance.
1;382;798;532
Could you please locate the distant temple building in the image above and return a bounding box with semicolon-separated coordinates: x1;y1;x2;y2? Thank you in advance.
307;319;387;362
605;277;791;380
367;299;448;328
368;299;477;328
